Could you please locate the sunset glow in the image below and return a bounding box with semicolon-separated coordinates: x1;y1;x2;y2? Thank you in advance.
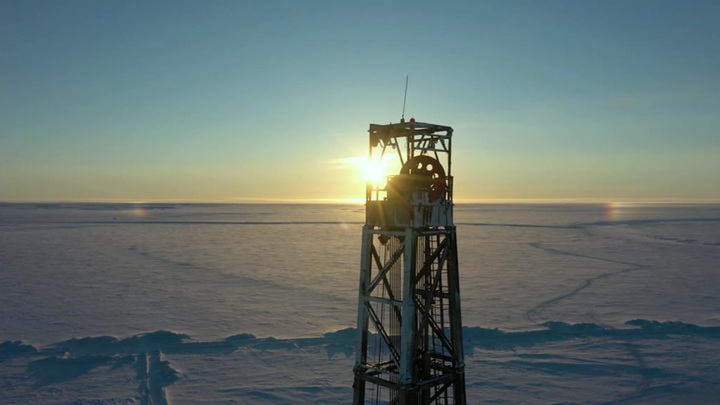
1;1;718;203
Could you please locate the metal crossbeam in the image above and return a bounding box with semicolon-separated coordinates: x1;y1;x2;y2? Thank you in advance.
365;302;400;366
368;243;404;294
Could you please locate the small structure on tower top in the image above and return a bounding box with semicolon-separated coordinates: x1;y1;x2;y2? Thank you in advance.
353;118;467;404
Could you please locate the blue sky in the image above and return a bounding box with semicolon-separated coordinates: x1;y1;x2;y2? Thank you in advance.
1;0;718;202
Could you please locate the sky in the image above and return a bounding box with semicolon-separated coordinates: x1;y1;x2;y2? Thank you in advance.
1;0;719;203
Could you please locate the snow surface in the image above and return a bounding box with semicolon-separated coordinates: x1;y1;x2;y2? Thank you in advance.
1;203;719;404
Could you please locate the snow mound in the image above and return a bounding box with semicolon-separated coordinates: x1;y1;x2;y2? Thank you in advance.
0;340;37;361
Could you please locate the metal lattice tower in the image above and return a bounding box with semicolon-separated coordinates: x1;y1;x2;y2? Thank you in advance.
353;119;466;405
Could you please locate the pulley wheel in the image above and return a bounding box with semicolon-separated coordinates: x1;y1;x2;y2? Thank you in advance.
399;155;446;202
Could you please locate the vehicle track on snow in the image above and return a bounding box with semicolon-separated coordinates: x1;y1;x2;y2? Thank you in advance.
525;243;646;323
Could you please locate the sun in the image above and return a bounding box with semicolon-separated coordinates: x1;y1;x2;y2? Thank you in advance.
364;155;387;186
330;155;397;190
362;154;399;187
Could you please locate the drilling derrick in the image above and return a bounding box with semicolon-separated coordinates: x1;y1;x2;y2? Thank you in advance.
353;119;466;405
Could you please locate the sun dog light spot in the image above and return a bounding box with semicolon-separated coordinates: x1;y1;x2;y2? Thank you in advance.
131;205;149;217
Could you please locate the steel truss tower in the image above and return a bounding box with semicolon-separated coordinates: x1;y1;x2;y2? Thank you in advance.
353;120;466;405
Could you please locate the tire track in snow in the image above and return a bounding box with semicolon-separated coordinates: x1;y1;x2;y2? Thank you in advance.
525;243;646;323
524;239;657;403
587;312;654;401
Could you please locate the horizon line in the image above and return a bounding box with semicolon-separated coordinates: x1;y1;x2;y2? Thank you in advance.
2;197;720;205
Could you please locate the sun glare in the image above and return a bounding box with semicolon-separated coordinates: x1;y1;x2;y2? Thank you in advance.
362;154;399;187
364;156;387;186
332;155;397;189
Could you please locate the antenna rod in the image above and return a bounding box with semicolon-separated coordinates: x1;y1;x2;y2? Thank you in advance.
401;75;409;122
